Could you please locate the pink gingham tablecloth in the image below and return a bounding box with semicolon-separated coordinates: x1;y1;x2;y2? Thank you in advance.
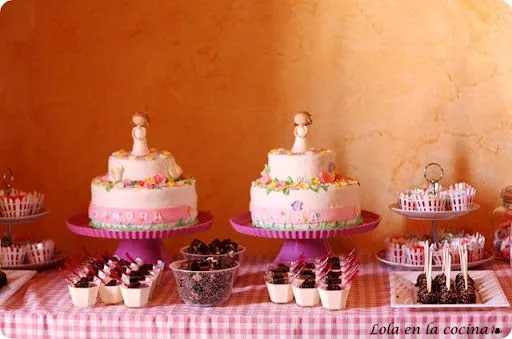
0;255;510;339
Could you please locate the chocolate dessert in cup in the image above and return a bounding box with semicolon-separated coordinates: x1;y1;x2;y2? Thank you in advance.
318;263;357;310
61;270;99;308
125;253;165;287
98;278;123;305
264;263;293;304
290;258;319;307
170;256;239;306
119;280;152;308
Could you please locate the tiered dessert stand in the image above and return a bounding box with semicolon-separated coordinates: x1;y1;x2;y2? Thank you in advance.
0;169;66;270
66;211;213;263
376;163;493;270
230;211;381;263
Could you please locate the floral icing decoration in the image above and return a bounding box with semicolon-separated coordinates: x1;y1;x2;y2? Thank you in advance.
269;148;332;155
93;174;195;192
291;200;303;211
111;149;173;159
319;171;335;184
252;173;358;195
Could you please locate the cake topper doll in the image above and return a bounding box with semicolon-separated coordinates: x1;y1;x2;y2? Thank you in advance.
131;112;150;156
291;112;312;153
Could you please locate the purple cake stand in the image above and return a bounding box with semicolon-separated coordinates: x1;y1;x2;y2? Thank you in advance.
229;210;381;263
66;211;213;263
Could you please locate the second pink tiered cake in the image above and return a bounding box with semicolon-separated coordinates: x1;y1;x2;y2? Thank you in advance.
250;112;362;231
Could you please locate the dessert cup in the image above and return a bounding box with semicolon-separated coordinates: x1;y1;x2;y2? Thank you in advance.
68;283;99;308
319;284;351;310
120;283;151;308
98;281;123;305
292;285;319;307
170;259;239;306
265;282;293;304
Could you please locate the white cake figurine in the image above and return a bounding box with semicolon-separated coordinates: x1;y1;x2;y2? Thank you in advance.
250;113;362;231
291;112;312;153
89;113;198;231
131;112;150;156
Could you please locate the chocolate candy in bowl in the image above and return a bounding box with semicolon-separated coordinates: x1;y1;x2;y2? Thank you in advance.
181;238;246;264
170;257;239;306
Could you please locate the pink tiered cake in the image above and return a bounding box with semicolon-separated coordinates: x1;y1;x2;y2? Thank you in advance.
88;113;198;231
250;113;362;230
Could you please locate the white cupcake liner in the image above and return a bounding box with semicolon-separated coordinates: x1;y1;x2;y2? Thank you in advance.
385;242;408;264
448;190;471;211
414;193;447;212
398;193;416;211
0;245;27;266
0;191;44;218
449;183;476;206
406;247;424;266
26;240;55;264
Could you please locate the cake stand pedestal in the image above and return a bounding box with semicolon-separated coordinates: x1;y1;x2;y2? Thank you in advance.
66;211;213;263
230;210;381;263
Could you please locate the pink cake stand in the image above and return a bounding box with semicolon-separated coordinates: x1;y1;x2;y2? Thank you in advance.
66;211;213;263
229;210;381;263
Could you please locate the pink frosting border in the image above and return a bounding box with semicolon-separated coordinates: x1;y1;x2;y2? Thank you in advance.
250;206;360;224
88;204;193;225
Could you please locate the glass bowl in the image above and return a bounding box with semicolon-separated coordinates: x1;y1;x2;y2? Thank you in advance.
169;259;239;306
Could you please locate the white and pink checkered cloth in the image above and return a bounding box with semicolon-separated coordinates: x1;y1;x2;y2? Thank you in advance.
0;255;510;339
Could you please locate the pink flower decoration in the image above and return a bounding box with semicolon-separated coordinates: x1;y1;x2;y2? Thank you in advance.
319;171;334;184
143;182;154;189
154;174;165;185
277;180;286;187
259;175;271;185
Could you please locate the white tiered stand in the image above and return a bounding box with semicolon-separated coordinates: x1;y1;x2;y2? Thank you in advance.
376;163;493;270
0;170;66;270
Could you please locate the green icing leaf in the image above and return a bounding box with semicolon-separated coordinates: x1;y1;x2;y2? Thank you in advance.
264;164;270;173
321;185;328;191
266;188;273;194
282;188;290;195
285;176;293;185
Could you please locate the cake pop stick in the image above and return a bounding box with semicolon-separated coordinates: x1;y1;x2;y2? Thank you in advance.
463;244;468;291
446;253;451;290
423;242;429;274
426;245;433;292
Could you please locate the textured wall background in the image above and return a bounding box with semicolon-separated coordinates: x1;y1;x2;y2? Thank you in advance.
1;0;512;257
